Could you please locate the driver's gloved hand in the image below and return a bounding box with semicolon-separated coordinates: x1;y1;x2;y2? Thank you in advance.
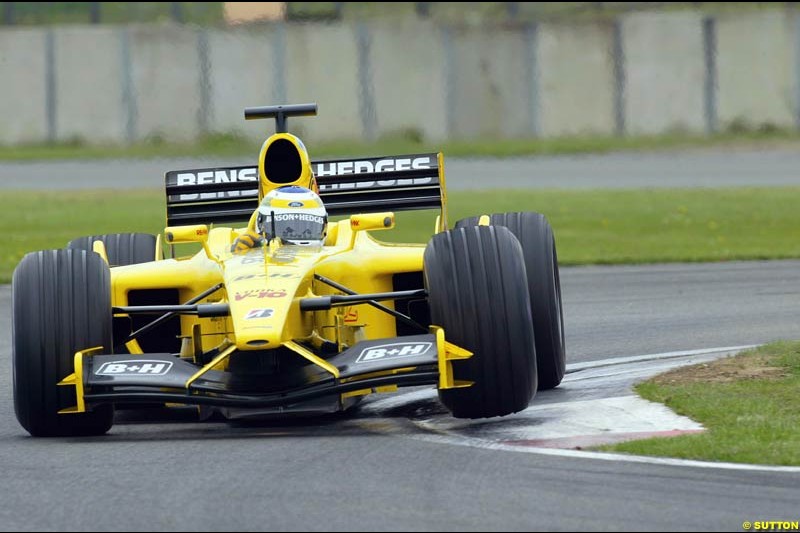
230;229;262;253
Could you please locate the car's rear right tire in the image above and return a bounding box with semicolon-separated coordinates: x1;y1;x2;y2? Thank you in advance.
67;232;157;266
424;225;537;419
13;249;114;437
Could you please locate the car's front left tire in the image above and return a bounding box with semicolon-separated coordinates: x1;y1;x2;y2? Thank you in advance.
13;249;114;437
67;232;157;266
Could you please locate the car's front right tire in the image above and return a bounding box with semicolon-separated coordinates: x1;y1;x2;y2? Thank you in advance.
456;212;566;390
13;249;114;437
424;225;537;419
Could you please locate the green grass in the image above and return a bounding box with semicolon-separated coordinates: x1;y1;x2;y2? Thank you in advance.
0;133;260;162
381;188;800;265
0;2;782;26
5;2;224;25
289;2;792;23
3;129;800;162
3;187;800;283
4;2;779;26
0;190;165;283
600;341;800;466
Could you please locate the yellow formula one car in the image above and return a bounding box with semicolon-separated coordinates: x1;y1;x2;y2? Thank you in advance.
12;104;565;437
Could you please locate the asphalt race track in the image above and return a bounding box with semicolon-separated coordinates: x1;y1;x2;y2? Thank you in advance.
1;149;800;530
2;147;800;190
1;261;800;531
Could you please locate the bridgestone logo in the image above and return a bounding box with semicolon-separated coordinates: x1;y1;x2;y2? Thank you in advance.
245;308;274;319
355;342;433;364
95;360;173;376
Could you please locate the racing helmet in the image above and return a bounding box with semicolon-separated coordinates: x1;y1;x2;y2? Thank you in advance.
256;186;327;245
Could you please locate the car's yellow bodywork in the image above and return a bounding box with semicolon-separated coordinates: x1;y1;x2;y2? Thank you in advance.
110;220;428;369
15;103;558;437
56;109;471;417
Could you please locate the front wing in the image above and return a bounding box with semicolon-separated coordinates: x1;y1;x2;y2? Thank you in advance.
59;331;472;413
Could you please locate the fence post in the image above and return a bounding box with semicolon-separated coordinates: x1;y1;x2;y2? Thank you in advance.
795;8;800;131
612;18;626;136
333;2;345;19
415;3;431;18
702;16;718;134
272;22;287;104
507;3;520;19
45;29;57;143
524;22;540;137
3;2;15;25
356;22;377;141
120;27;138;142
89;2;101;24
442;26;456;138
171;2;184;24
197;28;211;135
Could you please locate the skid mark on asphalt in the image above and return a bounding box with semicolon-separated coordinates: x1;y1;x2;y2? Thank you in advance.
504;429;705;449
359;347;800;472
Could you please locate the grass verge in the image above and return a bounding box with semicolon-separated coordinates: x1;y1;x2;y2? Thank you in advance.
599;341;800;466
3;187;800;283
3;129;800;162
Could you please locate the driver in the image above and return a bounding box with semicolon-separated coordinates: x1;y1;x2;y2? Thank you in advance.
231;186;328;252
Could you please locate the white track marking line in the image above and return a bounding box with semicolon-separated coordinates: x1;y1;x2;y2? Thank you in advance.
565;345;758;372
408;431;800;473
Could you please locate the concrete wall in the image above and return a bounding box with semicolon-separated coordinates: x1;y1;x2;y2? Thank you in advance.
54;26;125;144
129;25;202;141
623;11;707;135
284;23;361;142
207;26;280;138
369;20;448;142
0;29;47;144
1;8;800;146
446;26;531;138
538;21;616;137
716;10;796;131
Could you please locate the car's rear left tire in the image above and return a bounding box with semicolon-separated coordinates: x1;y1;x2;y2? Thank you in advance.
424;225;537;419
13;249;114;437
67;232;157;266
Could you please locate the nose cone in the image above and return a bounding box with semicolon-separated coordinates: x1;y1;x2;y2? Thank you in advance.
224;248;310;351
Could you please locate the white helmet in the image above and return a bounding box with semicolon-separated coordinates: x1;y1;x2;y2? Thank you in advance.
256;186;327;246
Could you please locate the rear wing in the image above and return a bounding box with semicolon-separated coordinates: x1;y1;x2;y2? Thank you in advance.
164;153;446;227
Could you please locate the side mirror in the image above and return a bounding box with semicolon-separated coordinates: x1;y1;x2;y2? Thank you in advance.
164;225;215;261
350;212;395;233
164;224;209;245
349;212;395;248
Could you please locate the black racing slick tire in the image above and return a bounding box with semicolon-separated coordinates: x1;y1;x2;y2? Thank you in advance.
68;232;157;266
424;225;537;419
12;249;114;437
455;212;566;390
